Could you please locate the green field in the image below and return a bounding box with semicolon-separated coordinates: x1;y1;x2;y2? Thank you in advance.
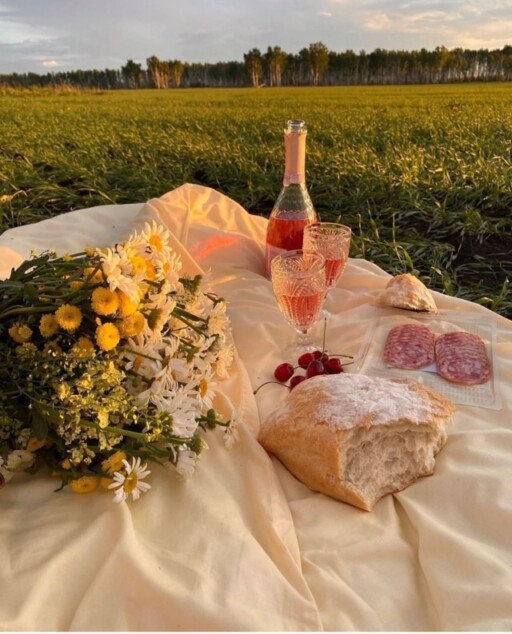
1;84;511;316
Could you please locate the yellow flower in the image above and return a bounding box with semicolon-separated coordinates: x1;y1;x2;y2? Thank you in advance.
16;342;37;356
117;311;145;338
8;323;33;343
71;336;95;357
95;322;120;351
91;287;120;316
149;233;164;252
69;280;84;290
43;341;62;356
63;253;72;262
144;260;156;281
83;267;104;284
84;247;95;256
61;459;72;470
39;314;59;338
55;304;83;332
101;450;127;474
130;255;147;276
69;476;99;494
116;290;138;317
97;408;109;429
27;437;46;452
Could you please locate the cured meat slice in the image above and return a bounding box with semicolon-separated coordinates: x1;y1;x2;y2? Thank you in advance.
435;331;491;385
384;323;436;370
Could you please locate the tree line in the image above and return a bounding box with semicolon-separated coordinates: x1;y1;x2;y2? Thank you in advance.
2;43;512;89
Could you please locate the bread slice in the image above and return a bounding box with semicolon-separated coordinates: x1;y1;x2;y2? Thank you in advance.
259;374;455;511
379;273;438;312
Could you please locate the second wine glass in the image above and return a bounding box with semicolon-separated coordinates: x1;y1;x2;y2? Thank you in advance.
303;222;352;315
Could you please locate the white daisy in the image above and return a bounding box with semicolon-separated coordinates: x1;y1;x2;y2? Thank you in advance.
224;409;240;449
175;448;197;478
108;457;151;503
206;301;230;338
7;449;35;471
99;246;141;303
213;344;235;379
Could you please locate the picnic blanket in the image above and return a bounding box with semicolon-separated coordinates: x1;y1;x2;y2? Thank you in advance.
1;184;511;631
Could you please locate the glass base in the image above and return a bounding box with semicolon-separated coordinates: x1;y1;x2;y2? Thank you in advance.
281;332;322;364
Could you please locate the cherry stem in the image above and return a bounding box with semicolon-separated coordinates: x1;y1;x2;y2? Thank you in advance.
253;381;291;395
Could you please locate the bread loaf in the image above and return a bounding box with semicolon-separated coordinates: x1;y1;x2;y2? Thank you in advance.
259;374;455;511
379;273;437;312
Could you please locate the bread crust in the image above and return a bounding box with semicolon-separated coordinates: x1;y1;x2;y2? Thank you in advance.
259;374;455;510
379;273;438;312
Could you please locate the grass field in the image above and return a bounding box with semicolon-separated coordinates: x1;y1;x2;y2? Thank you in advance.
1;84;511;316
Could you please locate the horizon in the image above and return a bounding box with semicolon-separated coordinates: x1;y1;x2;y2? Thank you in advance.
2;41;512;77
1;0;512;75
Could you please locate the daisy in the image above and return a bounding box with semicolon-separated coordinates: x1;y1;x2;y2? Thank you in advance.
175;448;197;478
205;301;230;338
213;344;235;379
138;221;172;255
108;457;151;503
100;247;141;303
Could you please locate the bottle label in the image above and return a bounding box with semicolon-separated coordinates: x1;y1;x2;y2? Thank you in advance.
284;130;306;185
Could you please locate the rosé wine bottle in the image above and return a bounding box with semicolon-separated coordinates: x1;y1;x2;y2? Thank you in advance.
265;120;318;277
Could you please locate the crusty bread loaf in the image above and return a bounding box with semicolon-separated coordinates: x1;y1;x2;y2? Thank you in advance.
379;273;438;312
259;374;455;511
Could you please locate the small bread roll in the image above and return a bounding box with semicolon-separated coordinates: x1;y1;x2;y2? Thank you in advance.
259;374;455;511
380;273;437;312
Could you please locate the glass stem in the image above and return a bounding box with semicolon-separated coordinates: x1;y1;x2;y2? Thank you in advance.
296;328;313;347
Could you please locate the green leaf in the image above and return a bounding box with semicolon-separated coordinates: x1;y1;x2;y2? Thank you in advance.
31;409;49;440
23;283;39;302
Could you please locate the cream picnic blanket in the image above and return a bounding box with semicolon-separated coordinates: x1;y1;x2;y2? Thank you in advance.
1;184;511;631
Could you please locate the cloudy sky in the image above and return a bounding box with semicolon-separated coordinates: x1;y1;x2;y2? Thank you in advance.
1;0;511;74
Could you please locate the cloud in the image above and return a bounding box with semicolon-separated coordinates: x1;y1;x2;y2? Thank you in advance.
42;60;59;68
316;11;332;16
361;1;512;49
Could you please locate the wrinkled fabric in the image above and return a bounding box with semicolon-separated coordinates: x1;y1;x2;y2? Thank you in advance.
1;184;511;631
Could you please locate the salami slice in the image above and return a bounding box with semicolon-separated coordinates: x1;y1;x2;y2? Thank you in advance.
384;323;436;370
435;331;491;385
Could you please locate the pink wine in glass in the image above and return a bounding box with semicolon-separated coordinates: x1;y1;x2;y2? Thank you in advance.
275;290;325;330
324;256;347;288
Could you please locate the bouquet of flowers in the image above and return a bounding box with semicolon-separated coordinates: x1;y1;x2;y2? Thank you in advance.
0;221;237;503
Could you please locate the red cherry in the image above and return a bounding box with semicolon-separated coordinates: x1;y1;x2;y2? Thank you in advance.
306;360;326;378
298;352;315;369
324;357;344;374
312;351;323;360
290;375;306;389
274;363;294;382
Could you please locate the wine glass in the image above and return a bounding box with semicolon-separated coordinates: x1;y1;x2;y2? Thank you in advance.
303;223;352;315
270;249;326;360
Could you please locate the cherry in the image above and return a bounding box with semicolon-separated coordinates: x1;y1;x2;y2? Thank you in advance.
306;359;326;378
274;362;294;382
290;375;306;389
298;352;315;369
324;357;344;374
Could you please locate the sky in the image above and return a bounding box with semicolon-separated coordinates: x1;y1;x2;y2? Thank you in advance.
0;0;511;74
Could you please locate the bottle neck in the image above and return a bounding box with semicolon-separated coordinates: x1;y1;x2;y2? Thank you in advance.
283;129;306;186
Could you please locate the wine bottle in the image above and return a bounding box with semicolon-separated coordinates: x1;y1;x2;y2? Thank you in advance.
265;119;318;277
